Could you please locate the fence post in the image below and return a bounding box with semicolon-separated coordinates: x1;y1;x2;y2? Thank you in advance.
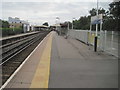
104;30;107;51
99;30;102;50
99;19;103;50
111;31;114;54
89;24;92;45
94;36;97;52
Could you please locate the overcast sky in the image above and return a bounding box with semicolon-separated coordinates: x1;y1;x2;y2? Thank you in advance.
1;0;113;25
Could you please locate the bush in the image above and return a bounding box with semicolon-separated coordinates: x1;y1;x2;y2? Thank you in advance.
1;27;24;37
14;28;24;34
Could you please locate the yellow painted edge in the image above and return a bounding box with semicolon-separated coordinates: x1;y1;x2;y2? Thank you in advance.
30;32;53;88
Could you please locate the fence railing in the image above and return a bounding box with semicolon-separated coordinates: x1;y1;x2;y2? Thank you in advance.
68;29;119;57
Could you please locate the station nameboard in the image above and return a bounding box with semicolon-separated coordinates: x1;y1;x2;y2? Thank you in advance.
91;14;103;25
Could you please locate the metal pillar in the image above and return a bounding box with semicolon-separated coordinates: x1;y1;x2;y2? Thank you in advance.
94;0;99;52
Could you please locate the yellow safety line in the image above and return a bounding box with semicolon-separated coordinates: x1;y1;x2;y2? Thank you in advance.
30;33;52;88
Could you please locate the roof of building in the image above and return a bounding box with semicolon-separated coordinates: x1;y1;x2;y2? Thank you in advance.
34;25;49;28
51;24;61;27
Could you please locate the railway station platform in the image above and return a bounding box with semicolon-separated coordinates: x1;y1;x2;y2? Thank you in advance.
3;31;118;88
0;31;40;41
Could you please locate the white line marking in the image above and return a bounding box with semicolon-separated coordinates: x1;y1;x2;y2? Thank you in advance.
0;32;51;89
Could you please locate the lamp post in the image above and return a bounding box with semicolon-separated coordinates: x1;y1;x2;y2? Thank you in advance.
68;22;69;30
96;0;98;37
66;21;69;38
12;25;14;32
56;17;60;24
72;18;75;30
94;0;99;52
56;17;60;35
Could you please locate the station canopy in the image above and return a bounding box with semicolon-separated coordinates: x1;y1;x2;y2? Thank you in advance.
51;24;61;27
34;25;49;28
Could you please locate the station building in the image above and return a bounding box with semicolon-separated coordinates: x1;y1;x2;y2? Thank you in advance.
34;25;49;31
8;17;30;33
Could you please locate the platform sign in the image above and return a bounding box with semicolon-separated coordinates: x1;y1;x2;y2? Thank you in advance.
91;14;103;25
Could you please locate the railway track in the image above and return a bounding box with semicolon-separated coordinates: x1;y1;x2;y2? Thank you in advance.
1;31;50;85
1;32;42;64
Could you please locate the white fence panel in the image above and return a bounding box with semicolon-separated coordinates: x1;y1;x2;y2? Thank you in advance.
68;29;118;57
69;30;88;44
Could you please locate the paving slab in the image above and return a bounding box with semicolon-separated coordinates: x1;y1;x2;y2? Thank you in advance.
5;32;50;88
49;32;118;88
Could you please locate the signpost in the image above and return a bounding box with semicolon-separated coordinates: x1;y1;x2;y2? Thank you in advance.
90;14;103;52
91;14;103;25
88;0;104;52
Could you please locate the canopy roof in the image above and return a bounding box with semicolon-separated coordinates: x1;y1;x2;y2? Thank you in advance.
34;25;49;28
51;24;61;27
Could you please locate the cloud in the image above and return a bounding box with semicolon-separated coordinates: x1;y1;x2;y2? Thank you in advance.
2;2;111;25
3;0;113;2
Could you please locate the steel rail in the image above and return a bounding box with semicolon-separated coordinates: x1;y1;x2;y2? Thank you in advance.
0;32;47;65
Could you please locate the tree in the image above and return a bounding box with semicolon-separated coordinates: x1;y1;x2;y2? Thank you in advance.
109;1;120;31
89;8;97;16
0;20;10;28
43;22;49;26
109;1;120;19
72;8;107;30
88;7;116;31
63;3;119;31
89;8;106;16
73;16;90;30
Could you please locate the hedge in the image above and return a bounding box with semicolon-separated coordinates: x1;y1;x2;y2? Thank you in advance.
1;28;24;37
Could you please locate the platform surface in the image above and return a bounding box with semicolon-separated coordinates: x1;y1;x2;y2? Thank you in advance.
49;32;118;88
0;31;39;41
4;31;118;88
